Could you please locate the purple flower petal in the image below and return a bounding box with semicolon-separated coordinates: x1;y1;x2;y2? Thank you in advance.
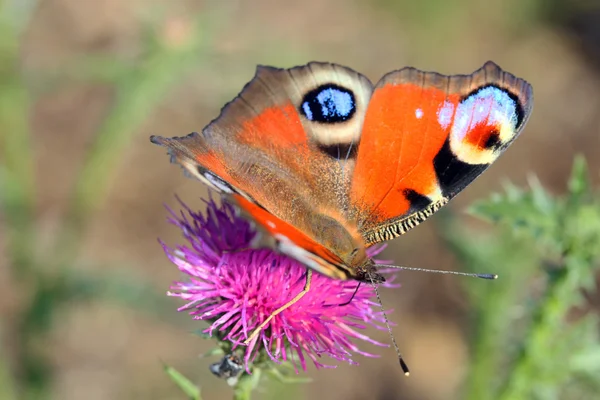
160;197;397;372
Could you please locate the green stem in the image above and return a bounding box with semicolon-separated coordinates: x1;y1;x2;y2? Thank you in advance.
233;370;261;400
465;288;509;400
0;4;44;399
0;324;18;400
51;15;211;269
497;255;583;400
0;3;36;279
450;227;537;400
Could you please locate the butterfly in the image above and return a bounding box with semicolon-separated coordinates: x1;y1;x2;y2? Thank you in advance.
151;61;533;286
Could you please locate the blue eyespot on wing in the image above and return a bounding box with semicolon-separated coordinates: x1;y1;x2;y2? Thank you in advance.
300;84;356;123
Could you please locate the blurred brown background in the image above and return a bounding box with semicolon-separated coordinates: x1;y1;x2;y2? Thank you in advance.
3;0;600;399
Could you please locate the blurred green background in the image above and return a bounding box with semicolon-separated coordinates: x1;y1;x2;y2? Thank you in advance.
1;0;600;399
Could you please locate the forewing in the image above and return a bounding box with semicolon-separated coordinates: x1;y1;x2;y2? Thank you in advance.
151;62;375;279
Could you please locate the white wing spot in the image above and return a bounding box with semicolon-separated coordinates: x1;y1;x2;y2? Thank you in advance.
437;100;455;129
415;108;424;119
266;220;276;229
204;172;233;193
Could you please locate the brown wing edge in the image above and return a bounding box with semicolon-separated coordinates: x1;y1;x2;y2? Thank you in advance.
376;61;533;125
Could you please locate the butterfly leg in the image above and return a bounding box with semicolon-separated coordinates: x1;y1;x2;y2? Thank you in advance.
243;269;313;345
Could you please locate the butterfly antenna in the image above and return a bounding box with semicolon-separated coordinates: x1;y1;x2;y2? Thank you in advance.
377;265;497;280
368;275;410;376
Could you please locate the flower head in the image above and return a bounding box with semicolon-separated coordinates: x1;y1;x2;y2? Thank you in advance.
160;197;397;372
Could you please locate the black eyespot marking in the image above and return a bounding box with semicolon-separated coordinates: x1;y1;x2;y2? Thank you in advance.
317;143;358;159
482;129;502;150
433;137;487;198
300;84;356;123
403;189;432;211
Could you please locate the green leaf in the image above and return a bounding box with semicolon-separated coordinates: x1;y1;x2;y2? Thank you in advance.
163;363;202;400
454;155;600;400
567;155;592;202
528;174;555;216
443;221;538;400
469;176;560;252
570;343;600;373
266;366;312;384
191;330;212;340
199;347;224;358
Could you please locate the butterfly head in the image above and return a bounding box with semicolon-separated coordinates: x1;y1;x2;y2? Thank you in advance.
354;258;386;284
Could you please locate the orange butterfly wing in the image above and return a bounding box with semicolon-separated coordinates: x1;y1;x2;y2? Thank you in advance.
151;63;374;280
231;194;349;279
152;61;533;280
350;61;533;245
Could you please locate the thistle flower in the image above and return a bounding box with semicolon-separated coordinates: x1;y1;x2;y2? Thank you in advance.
160;197;397;373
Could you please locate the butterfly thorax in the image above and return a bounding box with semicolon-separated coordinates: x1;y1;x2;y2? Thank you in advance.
307;213;385;283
